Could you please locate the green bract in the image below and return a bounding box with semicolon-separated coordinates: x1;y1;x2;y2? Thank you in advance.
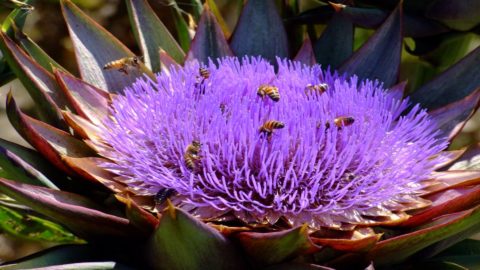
0;0;479;269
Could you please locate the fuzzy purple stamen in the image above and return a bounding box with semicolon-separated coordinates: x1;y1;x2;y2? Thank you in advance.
99;57;447;226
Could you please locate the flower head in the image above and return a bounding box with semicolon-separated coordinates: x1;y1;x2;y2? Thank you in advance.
99;57;447;228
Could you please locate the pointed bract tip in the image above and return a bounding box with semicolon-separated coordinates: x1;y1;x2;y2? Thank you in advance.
166;199;176;220
202;1;211;11
328;2;346;12
300;223;309;235
6;89;14;104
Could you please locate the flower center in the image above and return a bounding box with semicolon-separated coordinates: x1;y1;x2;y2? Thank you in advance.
99;57;447;227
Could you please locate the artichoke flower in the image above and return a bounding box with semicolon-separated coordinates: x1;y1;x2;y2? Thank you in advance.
0;0;480;269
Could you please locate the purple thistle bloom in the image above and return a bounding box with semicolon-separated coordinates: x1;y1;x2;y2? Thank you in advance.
98;57;448;228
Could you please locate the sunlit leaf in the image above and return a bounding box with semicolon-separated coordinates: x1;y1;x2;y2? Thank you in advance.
148;204;246;269
126;0;185;71
0;205;84;244
61;0;153;92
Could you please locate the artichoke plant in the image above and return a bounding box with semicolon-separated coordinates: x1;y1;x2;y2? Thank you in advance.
0;0;480;269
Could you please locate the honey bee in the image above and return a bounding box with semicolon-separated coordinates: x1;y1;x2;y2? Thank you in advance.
333;116;355;128
195;67;210;90
305;83;328;96
199;67;210;79
184;140;202;171
103;56;141;75
323;116;354;131
259;120;285;136
257;84;280;102
154;188;176;205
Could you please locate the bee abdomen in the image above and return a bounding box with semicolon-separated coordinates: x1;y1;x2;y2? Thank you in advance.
184;153;199;170
305;83;328;95
103;60;119;70
184;140;202;171
260;120;285;134
333;116;355;128
257;85;280;102
199;67;210;79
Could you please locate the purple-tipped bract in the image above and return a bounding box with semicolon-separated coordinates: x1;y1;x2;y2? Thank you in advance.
99;57;447;228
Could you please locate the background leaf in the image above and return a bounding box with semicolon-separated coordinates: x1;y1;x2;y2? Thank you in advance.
186;6;233;63
126;0;185;72
314;13;353;69
339;4;402;87
230;0;288;63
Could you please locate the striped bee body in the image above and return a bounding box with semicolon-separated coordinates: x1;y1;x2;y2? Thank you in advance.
334;116;355;128
199;67;210;79
259;120;285;135
184;140;202;171
305;83;328;96
257;84;280;102
103;56;141;75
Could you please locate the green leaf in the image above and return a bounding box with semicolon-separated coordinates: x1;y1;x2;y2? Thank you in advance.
428;88;480;140
126;0;185;72
170;3;192;53
0;143;59;189
367;206;480;266
60;0;153;93
314;13;353;69
0;138;67;188
237;225;318;266
426;0;480;31
0;205;84;244
1;2;31;38
339;4;402;87
230;0;289;63
10;22;68;74
436;239;480;257
186;6;233;63
409;46;480;110
0;32;69;129
148;205;247;270
422;33;480;71
0;177;137;239
6;93;96;173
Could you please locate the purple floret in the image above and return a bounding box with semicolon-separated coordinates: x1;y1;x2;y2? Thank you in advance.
99;57;448;227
